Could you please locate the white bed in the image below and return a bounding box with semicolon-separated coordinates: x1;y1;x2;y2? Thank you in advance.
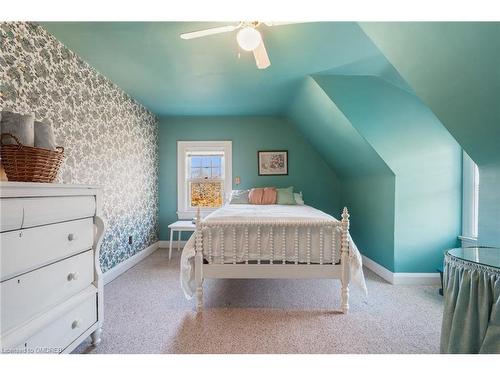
180;204;366;313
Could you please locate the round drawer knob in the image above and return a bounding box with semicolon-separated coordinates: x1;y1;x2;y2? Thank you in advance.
68;233;77;241
71;320;81;329
67;272;79;281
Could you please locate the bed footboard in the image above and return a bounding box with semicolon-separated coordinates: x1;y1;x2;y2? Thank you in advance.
193;207;351;313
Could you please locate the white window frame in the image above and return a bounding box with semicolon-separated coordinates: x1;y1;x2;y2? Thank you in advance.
461;151;479;245
177;141;232;220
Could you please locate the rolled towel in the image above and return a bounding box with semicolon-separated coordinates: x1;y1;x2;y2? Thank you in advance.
34;120;56;150
1;110;35;146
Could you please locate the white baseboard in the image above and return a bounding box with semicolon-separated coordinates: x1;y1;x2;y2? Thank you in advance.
392;272;441;285
158;240;187;249
458;235;477;248
361;255;394;283
361;255;441;286
103;241;159;285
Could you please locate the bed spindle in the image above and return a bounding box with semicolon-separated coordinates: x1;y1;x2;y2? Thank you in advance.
232;226;237;264
331;225;336;264
319;227;324;265
282;226;286;264
294;226;299;265
306;227;311;264
257;225;261;265
207;226;213;264
269;226;274;264
219;226;224;264
194;208;203;312
337;227;341;262
244;226;249;264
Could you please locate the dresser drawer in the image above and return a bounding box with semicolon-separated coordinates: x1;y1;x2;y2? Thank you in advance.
0;199;24;232
1;218;94;281
0;196;96;232
19;293;97;353
22;196;96;228
1;250;94;334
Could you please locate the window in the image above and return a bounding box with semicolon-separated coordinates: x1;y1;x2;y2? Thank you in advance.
462;151;479;241
177;141;232;219
188;154;224;208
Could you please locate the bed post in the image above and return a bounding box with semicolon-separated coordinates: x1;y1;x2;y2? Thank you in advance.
195;207;204;312
340;207;350;314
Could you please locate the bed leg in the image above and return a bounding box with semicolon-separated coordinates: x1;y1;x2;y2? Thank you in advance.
341;276;349;314
195;252;204;312
195;208;204;312
340;207;350;314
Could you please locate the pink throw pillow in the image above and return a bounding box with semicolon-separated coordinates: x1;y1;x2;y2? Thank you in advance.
248;188;264;204
249;187;276;204
261;187;277;204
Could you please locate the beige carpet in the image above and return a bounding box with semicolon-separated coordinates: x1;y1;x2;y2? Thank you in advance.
74;248;443;354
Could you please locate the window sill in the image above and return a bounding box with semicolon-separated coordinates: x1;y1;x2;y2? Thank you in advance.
458;235;478;247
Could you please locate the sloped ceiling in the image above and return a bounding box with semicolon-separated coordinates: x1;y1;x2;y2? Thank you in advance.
320;54;414;94
314;75;462;271
288;76;393;178
360;22;500;247
42;22;380;116
287;72;462;272
287;75;396;270
360;22;500;167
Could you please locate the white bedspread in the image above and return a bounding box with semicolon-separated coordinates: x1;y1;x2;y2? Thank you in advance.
180;204;367;299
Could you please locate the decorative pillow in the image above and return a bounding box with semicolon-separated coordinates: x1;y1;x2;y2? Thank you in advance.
261;187;277;204
276;186;296;205
230;189;250;204
1;111;35;146
294;192;304;205
249;187;277;205
248;188;264;204
34;120;56;150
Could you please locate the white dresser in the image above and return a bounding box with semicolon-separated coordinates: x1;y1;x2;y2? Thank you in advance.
0;182;105;354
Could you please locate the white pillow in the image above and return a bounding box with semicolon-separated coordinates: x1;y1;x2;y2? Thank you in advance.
230;189;250;204
294;192;304;205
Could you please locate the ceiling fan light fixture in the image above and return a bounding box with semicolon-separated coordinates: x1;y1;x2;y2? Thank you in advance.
236;27;262;51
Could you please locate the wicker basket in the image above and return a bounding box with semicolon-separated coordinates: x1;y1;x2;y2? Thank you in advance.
0;133;64;183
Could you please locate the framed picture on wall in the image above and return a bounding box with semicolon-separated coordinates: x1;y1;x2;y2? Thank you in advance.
258;150;288;176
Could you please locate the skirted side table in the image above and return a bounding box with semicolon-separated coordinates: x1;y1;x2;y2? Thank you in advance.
440;247;500;353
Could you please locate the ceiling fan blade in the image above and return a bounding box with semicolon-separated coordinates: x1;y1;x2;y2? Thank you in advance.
264;22;297;27
180;25;238;40
253;41;271;69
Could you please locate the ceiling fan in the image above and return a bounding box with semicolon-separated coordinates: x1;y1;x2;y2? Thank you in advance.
180;22;292;69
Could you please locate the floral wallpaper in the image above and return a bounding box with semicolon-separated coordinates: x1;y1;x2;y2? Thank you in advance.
0;22;159;272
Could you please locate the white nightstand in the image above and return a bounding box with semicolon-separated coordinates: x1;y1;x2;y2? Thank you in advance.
167;220;196;260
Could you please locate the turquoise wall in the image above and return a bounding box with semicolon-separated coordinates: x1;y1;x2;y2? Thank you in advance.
340;175;396;271
360;22;500;247
315;75;462;272
479;164;500;246
288;76;396;271
158;116;341;240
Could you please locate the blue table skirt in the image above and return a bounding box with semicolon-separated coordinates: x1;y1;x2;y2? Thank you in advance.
440;254;500;353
